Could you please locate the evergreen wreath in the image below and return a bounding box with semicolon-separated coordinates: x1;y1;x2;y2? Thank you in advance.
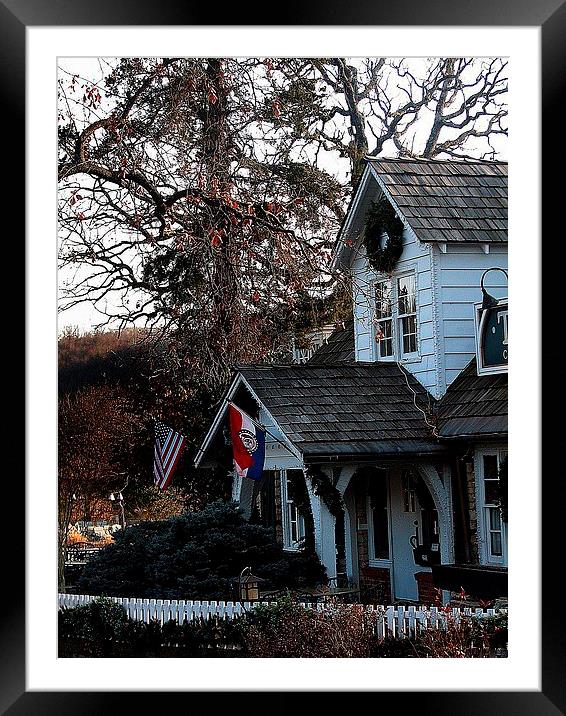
363;196;404;274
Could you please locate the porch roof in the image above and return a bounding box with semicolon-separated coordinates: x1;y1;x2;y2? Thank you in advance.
237;363;444;457
436;358;507;438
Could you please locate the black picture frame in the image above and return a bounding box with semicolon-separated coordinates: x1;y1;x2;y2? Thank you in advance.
8;0;562;710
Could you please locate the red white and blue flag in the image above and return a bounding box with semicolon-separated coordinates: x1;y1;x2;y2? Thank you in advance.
228;403;265;481
154;420;187;490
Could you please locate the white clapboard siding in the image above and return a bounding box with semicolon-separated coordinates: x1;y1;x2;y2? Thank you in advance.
436;243;507;392
351;229;437;395
58;594;503;640
349;196;508;399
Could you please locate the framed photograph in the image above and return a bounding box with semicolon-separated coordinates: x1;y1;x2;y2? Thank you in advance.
10;0;559;709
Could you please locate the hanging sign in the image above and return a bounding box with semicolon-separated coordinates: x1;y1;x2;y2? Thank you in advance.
474;268;508;376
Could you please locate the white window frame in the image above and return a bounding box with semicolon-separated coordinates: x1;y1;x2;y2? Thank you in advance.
372;268;419;362
396;271;419;359
374;278;394;360
367;484;393;568
475;447;508;566
280;470;306;551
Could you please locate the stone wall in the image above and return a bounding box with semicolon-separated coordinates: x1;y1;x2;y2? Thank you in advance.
273;470;284;546
415;571;441;605
465;459;479;563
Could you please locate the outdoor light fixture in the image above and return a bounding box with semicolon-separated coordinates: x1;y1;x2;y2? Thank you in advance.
109;488;126;529
238;567;264;602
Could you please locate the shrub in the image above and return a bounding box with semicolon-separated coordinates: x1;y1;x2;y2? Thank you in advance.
58;598;245;657
58;597;129;657
409;612;493;658
78;501;326;599
483;610;508;650
238;597;379;658
58;598;506;659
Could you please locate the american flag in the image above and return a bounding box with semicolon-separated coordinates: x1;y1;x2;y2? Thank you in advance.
153;420;187;490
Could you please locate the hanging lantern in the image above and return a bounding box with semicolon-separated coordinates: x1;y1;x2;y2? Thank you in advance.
238;567;264;602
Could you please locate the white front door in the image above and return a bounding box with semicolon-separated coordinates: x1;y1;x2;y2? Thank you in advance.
389;470;421;601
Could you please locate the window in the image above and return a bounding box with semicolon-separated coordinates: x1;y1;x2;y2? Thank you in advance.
375;280;393;357
401;470;417;513
368;469;390;562
281;469;306;550
373;271;418;360
397;274;417;356
477;450;507;565
253;470;276;528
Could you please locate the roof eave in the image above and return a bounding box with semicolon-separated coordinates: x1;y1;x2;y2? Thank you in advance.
193;372;243;468
437;430;508;440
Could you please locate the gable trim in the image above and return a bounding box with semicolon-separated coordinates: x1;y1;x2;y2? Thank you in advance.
193;373;243;468
367;163;422;246
194;372;303;468
238;375;303;462
330;164;372;271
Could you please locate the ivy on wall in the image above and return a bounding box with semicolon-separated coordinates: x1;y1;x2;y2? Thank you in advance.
497;455;508;523
286;470;315;552
362;196;404;274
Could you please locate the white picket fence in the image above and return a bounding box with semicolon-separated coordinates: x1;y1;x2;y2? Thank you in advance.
58;593;501;640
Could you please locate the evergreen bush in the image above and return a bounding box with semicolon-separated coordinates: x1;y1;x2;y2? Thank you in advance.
78;501;326;599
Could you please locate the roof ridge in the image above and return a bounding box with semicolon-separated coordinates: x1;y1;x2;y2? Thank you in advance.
236;361;417;369
366;156;507;165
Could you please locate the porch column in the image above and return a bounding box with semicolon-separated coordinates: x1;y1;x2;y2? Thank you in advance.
336;466;357;585
306;478;337;582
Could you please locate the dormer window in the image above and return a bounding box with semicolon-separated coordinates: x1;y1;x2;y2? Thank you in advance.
375;280;393;358
397;273;417;357
374;271;418;360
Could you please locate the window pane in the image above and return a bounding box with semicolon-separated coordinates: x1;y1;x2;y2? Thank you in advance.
484;480;499;506
290;505;298;543
378;319;393;357
401;315;417;354
489;508;501;531
376;281;392;319
483;455;498;480
398;275;416;314
402;471;417;512
298;514;305;541
490;530;502;557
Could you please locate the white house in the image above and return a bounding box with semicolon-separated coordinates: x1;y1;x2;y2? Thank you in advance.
195;158;508;604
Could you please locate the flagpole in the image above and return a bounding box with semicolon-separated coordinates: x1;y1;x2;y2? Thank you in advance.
227;401;300;461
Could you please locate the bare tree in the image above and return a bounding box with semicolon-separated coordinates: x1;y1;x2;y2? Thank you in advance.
59;58;348;384
58;383;141;590
279;57;507;182
58;57;507;382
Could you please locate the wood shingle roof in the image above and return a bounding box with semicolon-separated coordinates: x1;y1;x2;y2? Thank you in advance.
367;158;507;244
436;358;507;437
307;320;355;365
238;363;445;457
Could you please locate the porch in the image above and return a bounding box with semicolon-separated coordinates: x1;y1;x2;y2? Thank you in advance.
245;457;454;605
